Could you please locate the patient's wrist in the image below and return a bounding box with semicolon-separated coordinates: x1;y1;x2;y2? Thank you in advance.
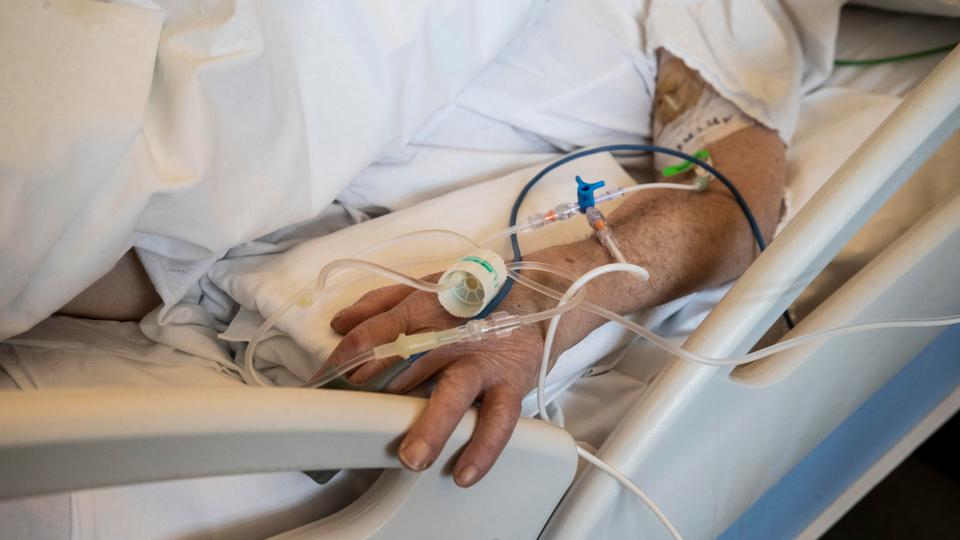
513;241;651;352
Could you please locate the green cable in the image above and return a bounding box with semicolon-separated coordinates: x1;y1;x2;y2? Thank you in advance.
834;43;957;66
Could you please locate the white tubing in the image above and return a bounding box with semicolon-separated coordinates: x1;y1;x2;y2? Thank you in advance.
511;261;681;539
243;260;453;387
480;225;525;244
619;182;700;196
322;229;481;295
507;266;960;368
576;445;683;540
509;260;959;540
304;349;378;389
353;228;480;258
519;263;650;422
480;182;700;245
315;259;451;295
236;227;959;538
241;280;317;387
304;262;588;388
604;237;629;264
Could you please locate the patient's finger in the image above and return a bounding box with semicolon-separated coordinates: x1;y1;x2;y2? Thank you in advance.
330;284;414;334
383;346;459;394
453;384;521;487
398;365;483;472
324;309;408;375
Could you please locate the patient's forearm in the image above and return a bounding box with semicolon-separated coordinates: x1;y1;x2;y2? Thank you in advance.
513;124;785;353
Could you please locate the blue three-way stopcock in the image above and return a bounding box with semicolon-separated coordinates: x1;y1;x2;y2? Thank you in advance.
576;175;605;212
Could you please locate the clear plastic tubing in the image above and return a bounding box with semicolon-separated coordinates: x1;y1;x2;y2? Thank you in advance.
305;262;588;388
506;264;960;368
242;228;481;388
353;228;480;258
482;182;701;244
505;261;681;539
507;262;651;421
243;259;455;387
318;229;484;297
305;349;377;388
593;181;701;204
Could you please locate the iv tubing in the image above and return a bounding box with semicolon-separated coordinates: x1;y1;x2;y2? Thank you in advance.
249;251;960;388
516;261;957;540
306;262;589;388
481;182;701;243
354;228;480;257
482;143;795;329
519;263;650;421
507;266;960;369
576;445;683;540
617;181;701;197
605;241;628;264
241;280;316;387
247;237;960;378
514;261;678;539
253;257;459;386
243;247;958;539
242;227;482;388
305;349;378;388
241;226;586;389
243;259;453;387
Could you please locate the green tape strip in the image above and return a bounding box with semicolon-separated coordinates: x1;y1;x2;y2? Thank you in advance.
461;255;499;288
661;148;711;178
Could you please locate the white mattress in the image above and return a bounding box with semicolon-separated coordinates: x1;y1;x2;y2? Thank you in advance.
2;5;957;539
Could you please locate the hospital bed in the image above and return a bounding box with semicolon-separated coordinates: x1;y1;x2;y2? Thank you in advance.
2;8;960;540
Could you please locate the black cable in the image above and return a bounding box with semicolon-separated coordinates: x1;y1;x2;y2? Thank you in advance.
476;143;795;329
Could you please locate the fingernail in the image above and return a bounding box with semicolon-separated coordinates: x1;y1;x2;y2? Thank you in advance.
331;308;346;322
399;440;431;471
455;465;478;487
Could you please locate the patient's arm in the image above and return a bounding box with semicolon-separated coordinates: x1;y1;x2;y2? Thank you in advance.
322;55;785;487
524;122;785;354
58;250;161;321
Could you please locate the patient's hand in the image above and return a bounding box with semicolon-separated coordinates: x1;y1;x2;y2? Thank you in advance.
322;280;548;487
318;61;788;484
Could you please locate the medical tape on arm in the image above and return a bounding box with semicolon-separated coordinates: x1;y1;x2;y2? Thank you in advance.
653;83;754;174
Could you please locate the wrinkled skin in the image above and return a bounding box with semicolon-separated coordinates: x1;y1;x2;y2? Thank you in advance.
322;281;547;487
